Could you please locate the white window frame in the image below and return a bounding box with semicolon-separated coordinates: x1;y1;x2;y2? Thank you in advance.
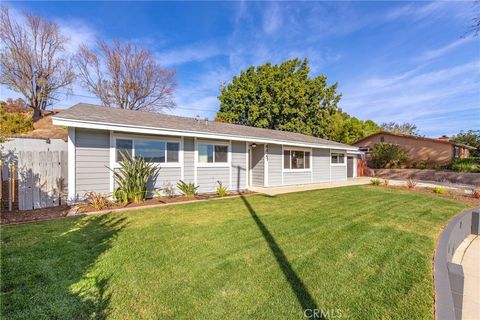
282;146;312;173
196;141;231;167
112;134;182;168
330;151;346;166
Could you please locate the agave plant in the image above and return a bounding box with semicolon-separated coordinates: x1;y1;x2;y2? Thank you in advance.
110;152;160;203
177;180;199;197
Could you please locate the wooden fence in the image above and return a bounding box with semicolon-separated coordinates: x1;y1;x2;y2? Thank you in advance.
1;150;68;211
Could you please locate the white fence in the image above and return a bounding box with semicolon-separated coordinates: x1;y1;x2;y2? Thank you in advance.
1;137;68;211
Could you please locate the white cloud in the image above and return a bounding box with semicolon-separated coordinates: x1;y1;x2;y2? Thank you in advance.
419;37;474;61
156;43;224;67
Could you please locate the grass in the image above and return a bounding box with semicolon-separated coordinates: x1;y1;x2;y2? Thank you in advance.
0;186;466;319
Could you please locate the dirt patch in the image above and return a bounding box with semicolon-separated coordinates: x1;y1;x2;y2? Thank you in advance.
1;205;71;225
365;185;480;207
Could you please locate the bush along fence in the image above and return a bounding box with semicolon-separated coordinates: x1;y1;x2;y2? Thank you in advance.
1;150;67;211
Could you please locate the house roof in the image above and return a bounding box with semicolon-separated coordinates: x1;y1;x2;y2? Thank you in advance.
52;103;357;150
353;131;476;150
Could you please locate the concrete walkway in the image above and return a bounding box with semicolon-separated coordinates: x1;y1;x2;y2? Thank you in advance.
460;236;480;320
248;177;371;196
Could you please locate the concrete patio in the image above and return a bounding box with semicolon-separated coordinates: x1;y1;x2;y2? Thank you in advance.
248;177;371;196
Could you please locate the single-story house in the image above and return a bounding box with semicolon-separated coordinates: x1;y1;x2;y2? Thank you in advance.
353;131;476;167
52;103;361;202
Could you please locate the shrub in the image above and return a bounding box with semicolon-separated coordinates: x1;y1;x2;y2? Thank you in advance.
472;189;480;199
370;178;381;186
406;178;417;189
85;192;111;210
111;152;160;203
161;182;176;198
0;104;33;135
177;180;199;197
448;158;480;173
431;186;447;194
383;179;389;186
370;143;408;169
216;181;229;197
415;161;428;170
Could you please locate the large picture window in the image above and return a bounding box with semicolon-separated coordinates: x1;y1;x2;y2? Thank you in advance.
283;149;311;170
115;138;179;163
198;143;228;163
331;152;345;164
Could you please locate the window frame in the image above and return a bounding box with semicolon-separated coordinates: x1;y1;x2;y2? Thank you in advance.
330;151;346;166
113;135;182;168
196;141;231;167
282;147;312;172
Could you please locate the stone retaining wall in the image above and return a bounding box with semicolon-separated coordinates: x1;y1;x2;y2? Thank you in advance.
368;169;480;186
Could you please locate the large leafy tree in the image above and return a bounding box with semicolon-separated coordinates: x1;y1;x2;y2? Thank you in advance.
380;122;419;136
450;130;480;149
217;59;341;139
217;58;379;142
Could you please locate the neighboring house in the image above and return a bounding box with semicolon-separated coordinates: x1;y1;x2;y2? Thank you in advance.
52;103;360;202
353;131;475;167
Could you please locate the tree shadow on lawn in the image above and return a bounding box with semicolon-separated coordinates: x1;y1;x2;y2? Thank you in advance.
1;214;127;319
235;165;323;318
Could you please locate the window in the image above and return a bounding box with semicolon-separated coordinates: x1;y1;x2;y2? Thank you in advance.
380;136;385;142
167;142;179;162
116;139;132;161
198;144;228;163
136;140;165;162
331;152;345;164
115;138;179;163
283;149;311;170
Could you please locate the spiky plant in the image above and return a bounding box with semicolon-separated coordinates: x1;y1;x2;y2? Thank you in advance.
110;152;160;203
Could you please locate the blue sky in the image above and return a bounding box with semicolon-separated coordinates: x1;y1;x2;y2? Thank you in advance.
1;1;479;137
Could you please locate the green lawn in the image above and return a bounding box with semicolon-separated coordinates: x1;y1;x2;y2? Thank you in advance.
0;186;466;319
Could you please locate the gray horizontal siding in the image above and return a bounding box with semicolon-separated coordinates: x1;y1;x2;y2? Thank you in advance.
149;167;182;192
331;165;347;181
267;144;282;187
75;129;110;198
283;171;311;185
197;167;230;193
184;137;195;183
312;148;330;183
231;141;247;190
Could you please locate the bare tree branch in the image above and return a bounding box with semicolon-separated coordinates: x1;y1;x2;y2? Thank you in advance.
0;6;75;119
75;39;176;112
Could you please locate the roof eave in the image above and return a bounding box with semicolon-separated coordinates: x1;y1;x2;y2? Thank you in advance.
52;117;359;151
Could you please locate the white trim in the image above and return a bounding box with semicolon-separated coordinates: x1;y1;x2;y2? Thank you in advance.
281;147;313;173
330;151;347;167
329;149;332;182
245;141;249;189
67;127;76;204
264;144;268;187
229;140;232;189
194;137;198;185
109;131;115;194
196;141;230;167
281;145;284;186
112;135;181;168
52;117;358;151
180;136;185;181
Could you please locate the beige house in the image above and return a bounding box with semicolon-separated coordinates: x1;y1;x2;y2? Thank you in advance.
353;131;475;166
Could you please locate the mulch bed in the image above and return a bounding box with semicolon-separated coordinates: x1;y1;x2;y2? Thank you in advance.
1;191;255;225
367;185;480;207
1;205;71;225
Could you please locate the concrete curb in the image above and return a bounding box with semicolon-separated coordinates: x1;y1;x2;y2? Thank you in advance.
434;207;480;320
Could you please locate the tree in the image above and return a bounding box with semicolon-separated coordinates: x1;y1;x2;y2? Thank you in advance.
381;122;419;136
0;101;33;135
329;112;380;144
450;130;480;149
216;59;341;139
0;6;75;119
76;40;176;112
370;143;408;169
